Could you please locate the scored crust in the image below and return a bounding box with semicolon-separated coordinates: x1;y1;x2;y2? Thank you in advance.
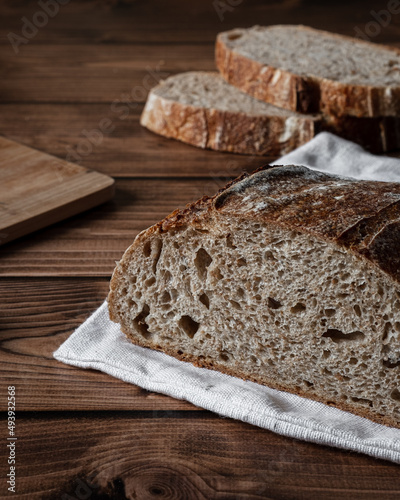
216;25;400;118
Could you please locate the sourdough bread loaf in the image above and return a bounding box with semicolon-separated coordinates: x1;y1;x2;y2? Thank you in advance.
109;165;400;428
140;71;320;156
216;25;400;118
141;72;400;154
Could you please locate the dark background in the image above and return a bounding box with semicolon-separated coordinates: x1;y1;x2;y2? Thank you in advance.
1;1;400;498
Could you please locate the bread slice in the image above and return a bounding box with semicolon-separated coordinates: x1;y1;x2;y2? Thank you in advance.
141;71;400;155
140;71;320;156
109;165;400;428
216;25;400;118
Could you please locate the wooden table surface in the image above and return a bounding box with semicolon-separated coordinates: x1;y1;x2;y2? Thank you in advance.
2;1;400;498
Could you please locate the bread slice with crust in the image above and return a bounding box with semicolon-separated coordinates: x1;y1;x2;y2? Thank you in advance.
216;25;400;118
140;71;320;156
109;165;400;428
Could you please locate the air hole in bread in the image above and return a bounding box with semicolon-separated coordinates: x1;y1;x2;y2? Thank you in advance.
230;300;241;310
383;358;400;369
264;250;276;261
383;322;392;342
143;241;151;258
237;257;247;267
354;305;362;317
199;293;210;309
152;238;163;273
268;297;282;309
219;352;230;362
145;276;156;288
127;298;136;309
179;315;200;338
291;303;306;314
351;396;373;407
303;380;314;387
133;304;151;339
349;357;358;365
226;234;236;249
195;247;212;279
212;268;223;281
322;329;365;344
324;308;336;317
160;291;171;304
391;389;400;402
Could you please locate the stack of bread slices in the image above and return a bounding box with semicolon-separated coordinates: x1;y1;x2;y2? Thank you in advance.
141;25;400;156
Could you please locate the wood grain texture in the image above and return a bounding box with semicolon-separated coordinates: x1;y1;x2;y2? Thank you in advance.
0;178;240;277
2;0;400;44
0;44;214;104
0;104;267;177
2;413;400;500
0;137;115;244
0;278;197;411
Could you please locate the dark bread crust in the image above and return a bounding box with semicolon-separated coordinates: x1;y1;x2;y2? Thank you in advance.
109;165;400;428
216;25;400;118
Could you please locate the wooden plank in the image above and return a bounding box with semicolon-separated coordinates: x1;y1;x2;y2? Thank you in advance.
0;44;214;103
2;0;400;44
1;412;399;499
0;137;115;245
0;103;267;177
0;277;198;411
0;178;238;277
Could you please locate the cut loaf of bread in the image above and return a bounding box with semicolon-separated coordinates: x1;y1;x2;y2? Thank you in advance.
141;72;400;155
109;165;400;428
140;71;319;156
216;25;400;118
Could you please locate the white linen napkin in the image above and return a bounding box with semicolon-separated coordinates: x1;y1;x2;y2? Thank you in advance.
54;132;400;463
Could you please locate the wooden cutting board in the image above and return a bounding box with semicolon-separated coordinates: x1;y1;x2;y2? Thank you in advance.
0;136;115;245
